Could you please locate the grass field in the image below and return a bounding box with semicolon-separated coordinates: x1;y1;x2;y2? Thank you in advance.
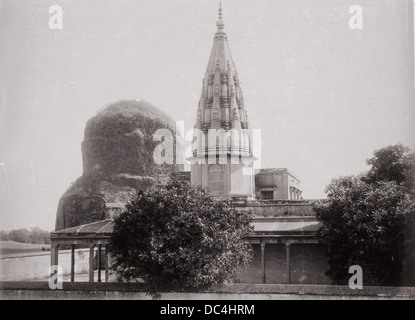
0;241;51;255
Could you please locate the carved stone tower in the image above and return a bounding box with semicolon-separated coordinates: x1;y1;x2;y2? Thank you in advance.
190;2;255;199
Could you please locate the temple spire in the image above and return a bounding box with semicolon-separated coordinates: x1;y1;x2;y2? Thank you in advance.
190;0;254;199
194;0;250;136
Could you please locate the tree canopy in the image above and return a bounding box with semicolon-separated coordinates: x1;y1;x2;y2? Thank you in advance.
314;176;408;285
0;227;51;244
364;144;415;193
110;180;253;297
314;144;415;286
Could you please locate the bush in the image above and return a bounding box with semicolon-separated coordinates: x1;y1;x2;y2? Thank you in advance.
110;180;253;297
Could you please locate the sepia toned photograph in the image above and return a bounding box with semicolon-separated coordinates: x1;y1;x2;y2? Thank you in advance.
0;0;415;305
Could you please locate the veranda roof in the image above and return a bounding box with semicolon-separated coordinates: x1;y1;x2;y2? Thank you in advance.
50;216;320;240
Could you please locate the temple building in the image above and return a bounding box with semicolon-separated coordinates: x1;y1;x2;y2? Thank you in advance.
188;3;302;201
189;3;255;199
50;3;329;285
255;169;302;200
178;4;328;284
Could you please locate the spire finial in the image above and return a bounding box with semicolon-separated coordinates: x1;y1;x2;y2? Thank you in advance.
216;0;225;31
219;0;223;18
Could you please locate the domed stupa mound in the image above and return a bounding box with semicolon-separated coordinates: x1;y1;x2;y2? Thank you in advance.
55;100;183;230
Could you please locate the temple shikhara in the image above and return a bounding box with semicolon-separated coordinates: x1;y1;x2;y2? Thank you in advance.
188;4;302;201
51;3;328;285
190;3;255;199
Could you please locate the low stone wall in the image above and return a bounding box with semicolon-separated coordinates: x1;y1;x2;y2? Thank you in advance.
1;282;414;300
0;249;90;281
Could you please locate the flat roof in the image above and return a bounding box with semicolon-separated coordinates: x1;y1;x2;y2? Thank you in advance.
255;168;301;181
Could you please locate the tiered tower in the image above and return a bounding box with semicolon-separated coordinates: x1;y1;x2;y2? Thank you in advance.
190;2;254;199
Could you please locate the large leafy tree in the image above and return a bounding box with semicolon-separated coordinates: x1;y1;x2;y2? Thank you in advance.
364;144;415;284
110;180;253;296
315;144;415;286
314;176;408;285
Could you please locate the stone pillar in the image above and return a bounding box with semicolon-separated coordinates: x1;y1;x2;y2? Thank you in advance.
285;242;291;284
97;244;102;283
50;244;59;272
70;244;75;283
261;241;266;284
89;244;95;283
104;245;109;283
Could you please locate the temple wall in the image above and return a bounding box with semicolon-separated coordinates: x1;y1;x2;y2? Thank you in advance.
237;243;330;284
2;282;415;300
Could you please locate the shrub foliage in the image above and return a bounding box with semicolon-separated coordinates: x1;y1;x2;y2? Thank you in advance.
110;180;253;295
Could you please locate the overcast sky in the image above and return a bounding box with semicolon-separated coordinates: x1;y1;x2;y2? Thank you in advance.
0;0;414;231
